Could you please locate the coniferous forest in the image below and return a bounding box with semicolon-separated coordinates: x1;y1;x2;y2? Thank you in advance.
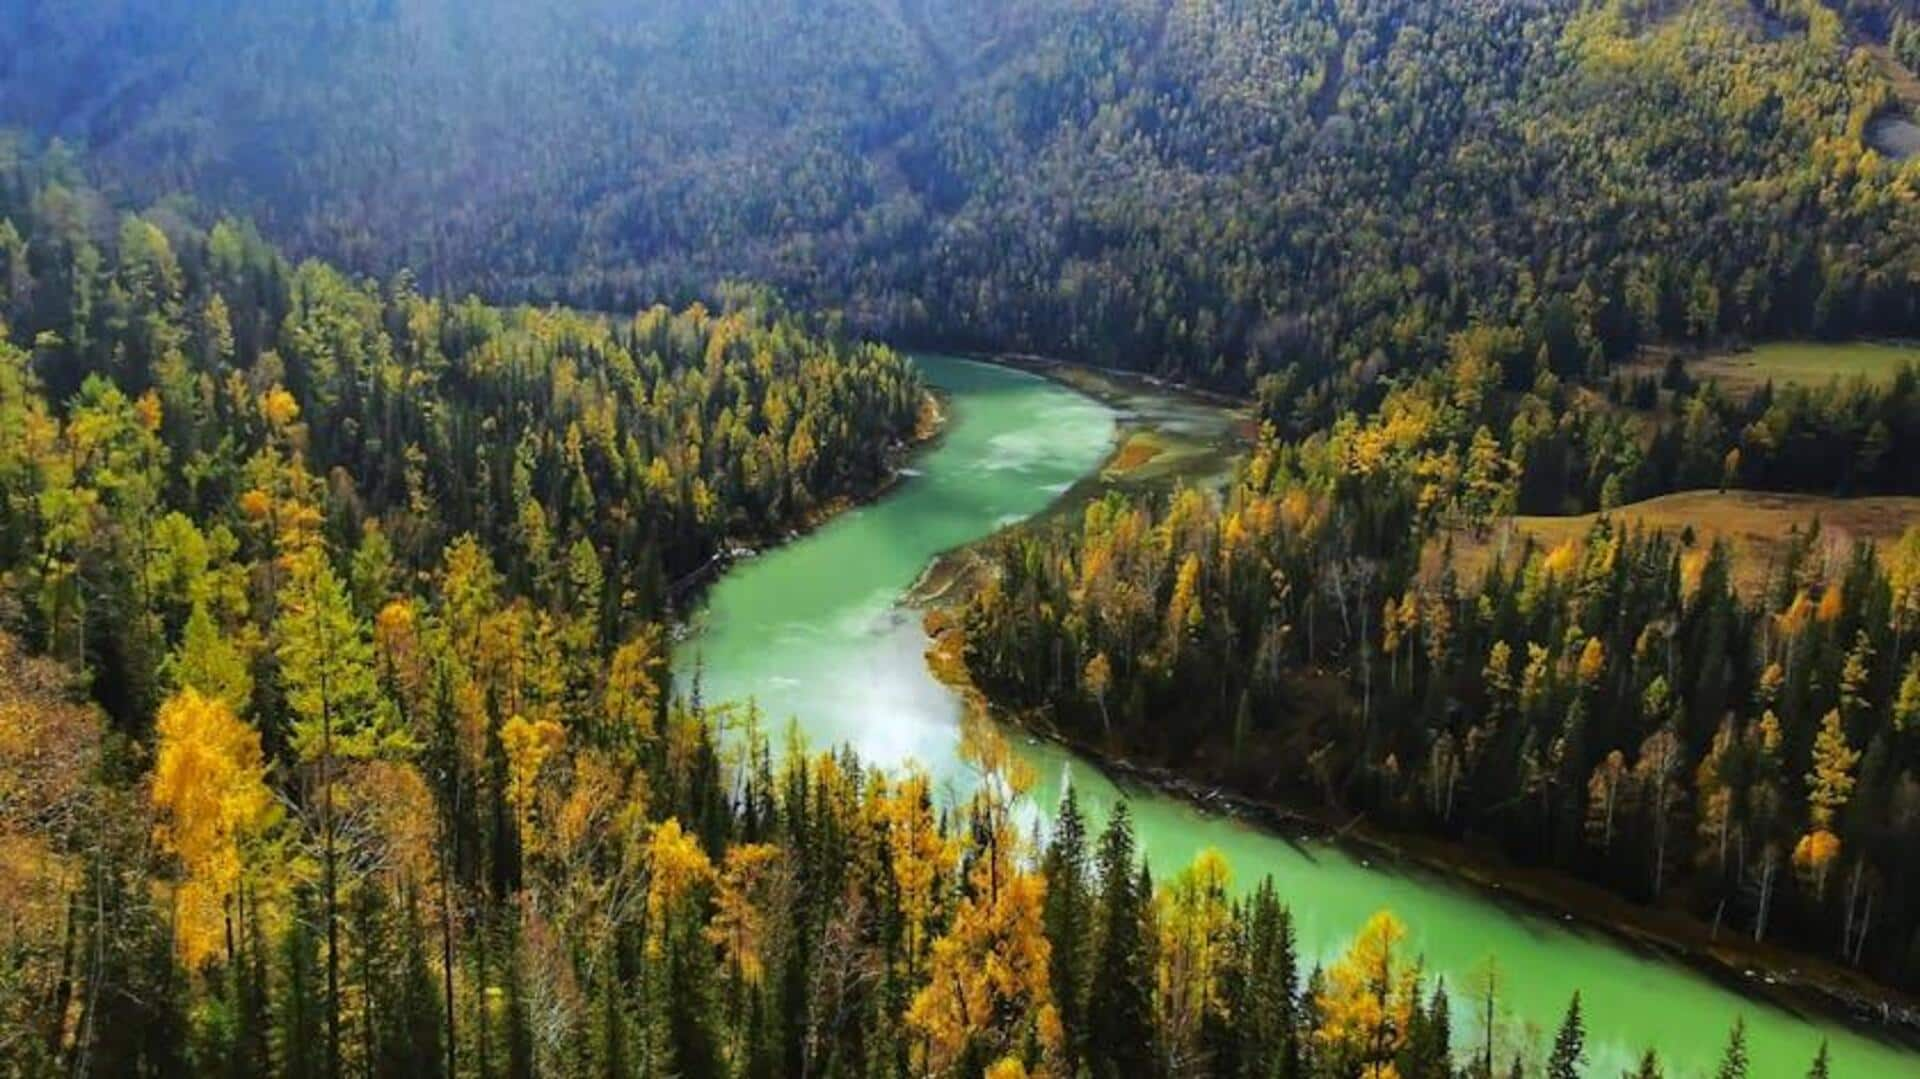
0;137;1773;1079
4;0;1920;1076
4;0;1917;393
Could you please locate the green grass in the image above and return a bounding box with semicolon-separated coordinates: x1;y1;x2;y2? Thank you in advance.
1693;341;1920;393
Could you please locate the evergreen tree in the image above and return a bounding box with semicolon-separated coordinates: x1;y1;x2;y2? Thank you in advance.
1806;1041;1831;1079
1547;992;1585;1079
1715;1019;1749;1079
1042;786;1093;1071
1234;878;1300;1078
1086;804;1153;1079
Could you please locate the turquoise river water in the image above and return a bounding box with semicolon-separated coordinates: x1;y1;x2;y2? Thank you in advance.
676;355;1914;1078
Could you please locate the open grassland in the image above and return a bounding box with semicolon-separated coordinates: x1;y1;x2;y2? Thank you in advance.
1637;340;1920;396
1434;490;1920;595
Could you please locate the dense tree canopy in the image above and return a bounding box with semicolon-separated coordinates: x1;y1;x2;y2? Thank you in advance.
959;339;1920;990
4;0;1915;397
2;2;1918;1073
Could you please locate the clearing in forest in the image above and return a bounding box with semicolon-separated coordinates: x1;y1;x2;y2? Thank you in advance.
1630;340;1920;396
1434;490;1920;596
1714;341;1920;391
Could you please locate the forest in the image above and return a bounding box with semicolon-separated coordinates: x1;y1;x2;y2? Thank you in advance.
958;328;1920;994
3;0;1920;1074
2;0;1916;399
0;130;1815;1079
924;0;1920;1012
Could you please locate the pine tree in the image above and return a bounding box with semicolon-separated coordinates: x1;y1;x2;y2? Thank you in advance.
1715;1019;1749;1079
1236;878;1300;1078
1547;991;1585;1079
1086;804;1153;1079
1806;1041;1831;1079
1418;982;1452;1079
279;891;327;1079
1042;786;1093;1071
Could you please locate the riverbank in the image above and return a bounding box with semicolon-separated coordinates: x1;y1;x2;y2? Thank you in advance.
669;383;948;612
908;356;1920;1054
981;351;1255;496
925;612;1920;1054
904;350;1252;608
981;351;1255;412
678;351;1918;1073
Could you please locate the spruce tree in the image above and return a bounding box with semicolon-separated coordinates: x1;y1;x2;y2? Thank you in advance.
1403;979;1452;1079
1239;879;1300;1078
1042;786;1093;1071
1547;991;1585;1079
1086;803;1152;1079
1806;1041;1831;1079
1715;1019;1749;1079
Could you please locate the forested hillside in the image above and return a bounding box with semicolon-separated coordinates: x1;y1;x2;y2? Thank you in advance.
957;327;1920;990
4;0;1916;395
6;0;1920;1072
0;129;1805;1079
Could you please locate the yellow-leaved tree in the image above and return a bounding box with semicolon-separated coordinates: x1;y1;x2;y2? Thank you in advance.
605;627;666;745
1316;910;1422;1079
500;713;565;856
907;717;1062;1076
150;687;279;969
706;842;785;988
1156;849;1235;1071
645;817;714;958
1795;709;1858;896
1081;652;1113;735
881;770;956;983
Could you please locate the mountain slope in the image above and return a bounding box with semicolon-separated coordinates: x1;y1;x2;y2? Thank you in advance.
3;0;1915;391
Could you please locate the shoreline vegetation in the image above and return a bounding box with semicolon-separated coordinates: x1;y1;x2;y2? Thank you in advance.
917;349;1920;1055
926;576;1920;1061
7;0;1920;1069
668;372;949;618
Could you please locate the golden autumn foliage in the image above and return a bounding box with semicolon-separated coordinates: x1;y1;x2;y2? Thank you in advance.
706;843;786;987
341;759;440;894
1775;590;1816;639
1679;549;1709;599
134;389;164;433
605;627;666;744
238;487;273;522
500;713;565;849
260;385;301;428
1166;552;1205;647
645;817;714;955
1794;829;1843;894
1316;910;1421;1079
0;635;100;841
150;688;279;968
373;598;424;694
1576;637;1607;687
1805;709;1859;831
1156;849;1234;1066
906;863;1061;1077
909;718;1062;1076
0;633;102;959
1817;586;1846;625
1541;539;1580;580
881;771;957;980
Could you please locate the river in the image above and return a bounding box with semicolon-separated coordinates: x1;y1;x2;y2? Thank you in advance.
675;354;1913;1078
